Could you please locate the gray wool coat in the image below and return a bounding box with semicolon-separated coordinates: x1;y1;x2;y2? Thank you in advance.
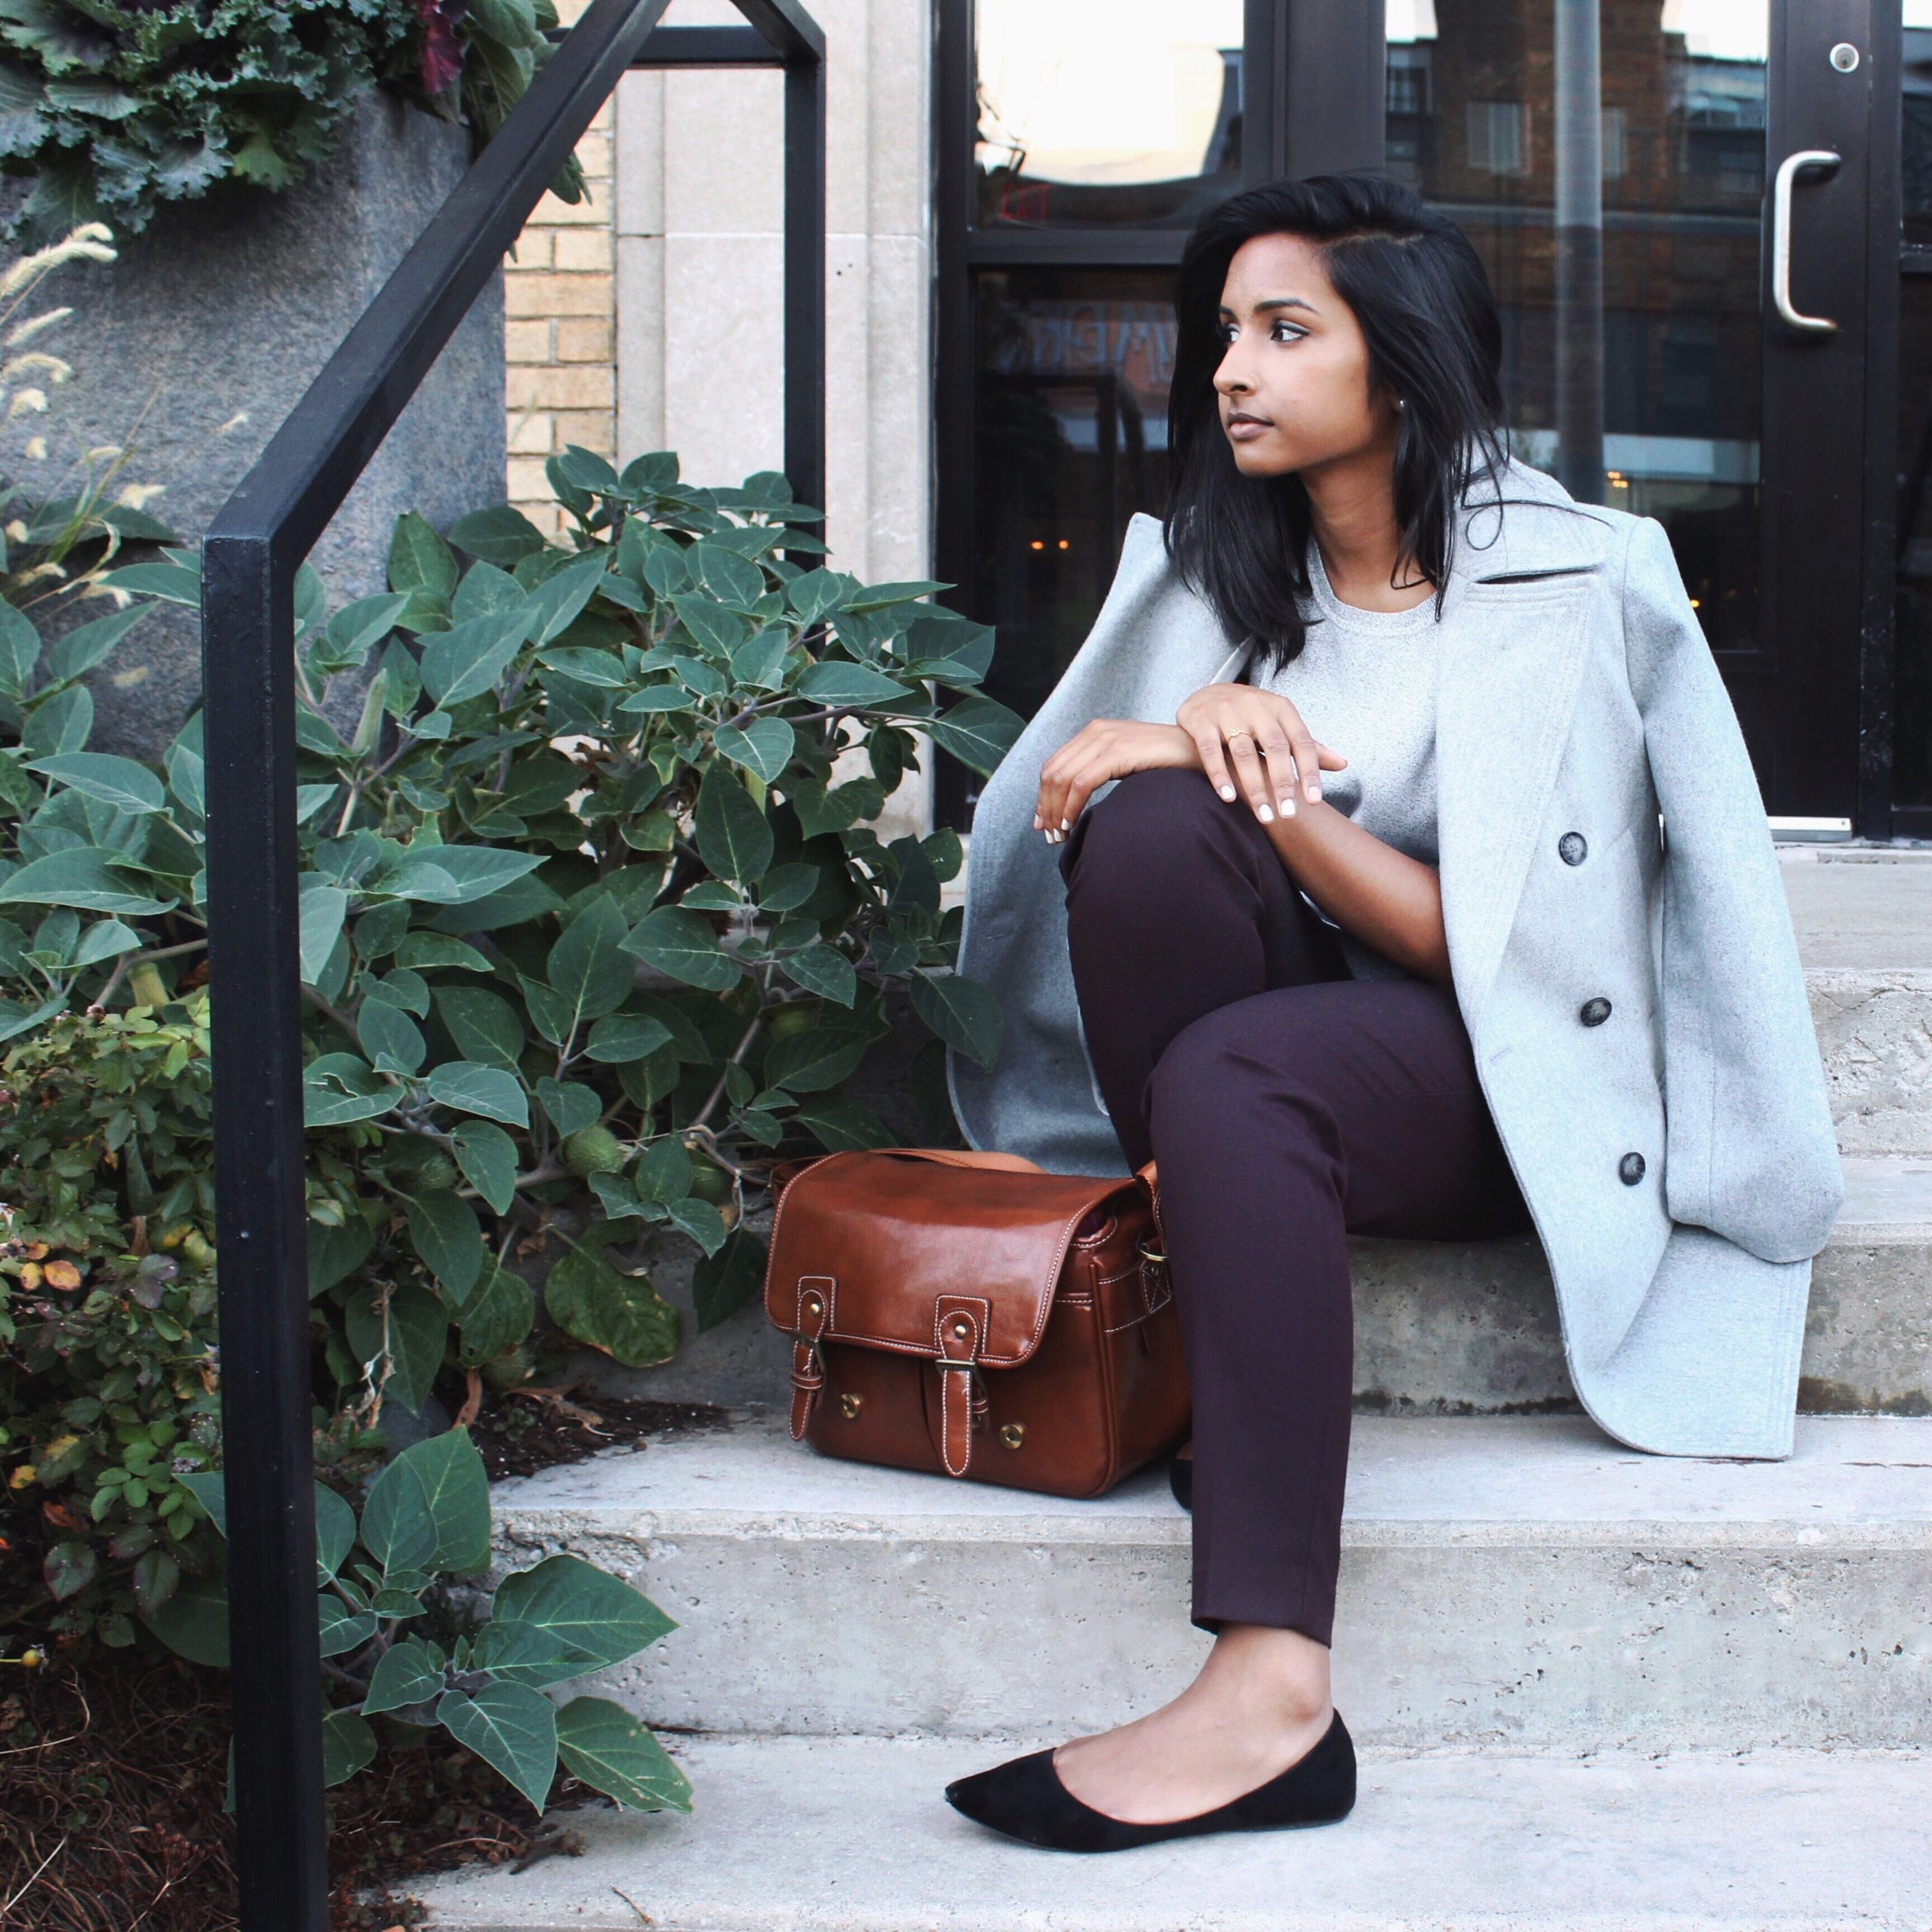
947;458;1844;1461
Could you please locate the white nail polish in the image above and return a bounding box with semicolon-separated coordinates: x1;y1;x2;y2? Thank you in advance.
1257;805;1274;823
1060;818;1070;831
1219;786;1236;802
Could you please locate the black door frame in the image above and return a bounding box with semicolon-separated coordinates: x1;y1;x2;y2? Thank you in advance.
934;0;1909;838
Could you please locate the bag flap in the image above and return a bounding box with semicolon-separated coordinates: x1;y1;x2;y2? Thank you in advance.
762;1149;1143;1367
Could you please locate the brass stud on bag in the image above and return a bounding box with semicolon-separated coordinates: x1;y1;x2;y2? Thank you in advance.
803;1293;823;1318
838;1392;863;1420
951;1318;971;1340
999;1422;1026;1450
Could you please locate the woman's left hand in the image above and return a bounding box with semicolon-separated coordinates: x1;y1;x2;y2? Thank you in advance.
1034;721;1199;842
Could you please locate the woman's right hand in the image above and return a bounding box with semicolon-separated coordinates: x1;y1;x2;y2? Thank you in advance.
1176;681;1348;822
1034;720;1201;843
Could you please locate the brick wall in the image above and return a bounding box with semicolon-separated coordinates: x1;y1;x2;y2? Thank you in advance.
504;0;618;537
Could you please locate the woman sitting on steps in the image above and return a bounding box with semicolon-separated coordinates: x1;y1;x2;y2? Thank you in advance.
940;172;1843;1854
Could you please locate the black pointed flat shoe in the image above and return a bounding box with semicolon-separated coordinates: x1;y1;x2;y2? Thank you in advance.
1168;1441;1192;1512
943;1709;1355;1853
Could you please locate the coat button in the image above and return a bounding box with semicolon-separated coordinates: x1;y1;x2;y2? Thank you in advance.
1558;832;1588;866
1618;1151;1646;1186
1580;997;1612;1027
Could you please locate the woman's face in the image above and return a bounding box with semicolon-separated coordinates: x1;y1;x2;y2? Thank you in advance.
1213;232;1397;479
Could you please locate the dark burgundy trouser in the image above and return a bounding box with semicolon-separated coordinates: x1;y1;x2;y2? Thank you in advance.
1060;769;1527;1647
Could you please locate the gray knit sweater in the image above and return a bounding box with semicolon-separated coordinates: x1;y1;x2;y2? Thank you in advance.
1245;543;1444;978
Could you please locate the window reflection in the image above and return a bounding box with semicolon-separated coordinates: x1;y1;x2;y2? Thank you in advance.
1387;0;1766;654
974;0;1245;228
1896;2;1932;808
956;272;1176;815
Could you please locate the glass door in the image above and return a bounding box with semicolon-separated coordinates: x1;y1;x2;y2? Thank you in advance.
935;2;1888;827
1385;0;1880;823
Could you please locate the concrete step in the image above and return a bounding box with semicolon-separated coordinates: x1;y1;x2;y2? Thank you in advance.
411;1732;1932;1931
595;1157;1932;1417
491;1411;1932;1751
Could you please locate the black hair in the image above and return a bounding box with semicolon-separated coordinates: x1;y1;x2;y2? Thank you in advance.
1165;171;1507;671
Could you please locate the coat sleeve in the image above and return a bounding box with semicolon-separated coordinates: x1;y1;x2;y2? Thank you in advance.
1620;515;1842;1262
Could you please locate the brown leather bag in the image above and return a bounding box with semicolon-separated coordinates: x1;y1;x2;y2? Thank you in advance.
761;1148;1191;1498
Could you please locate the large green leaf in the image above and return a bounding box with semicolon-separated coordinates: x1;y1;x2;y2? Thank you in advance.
535;1076;600;1137
395;846;540;904
24;751;164;814
671;592;746;657
693;764;773;884
424;1060;530;1128
777;943;857;1008
792;1097;894;1154
419;608;528;708
927;694;1026;775
546;896;633;1029
297;884;348;985
544;1241;679;1367
320;1709;378;1788
303;1054;398;1128
910;970;1004;1069
358;996;425;1076
143;1545;229;1666
629;1135;691;1207
404;1189;485;1305
451;1118;521;1211
434;986;527;1070
448;503;548;565
317;1592;380;1658
764;1027;869;1094
555;1697;693;1813
689;540;766;611
315;1484;357;1583
307;1217;374;1297
622;906;740;992
456;1263;535;1366
491;1553;676;1675
361;1428;492;1580
583;1012;672;1065
524;550;610;648
794;661;913;707
844;579;949;613
471;1617;595;1690
0;847;175;917
712;716;795;784
389;510;460;601
344;1281;448;1415
0;601;39;694
438;1682;558;1813
361;1637;448;1717
691;1226;768;1334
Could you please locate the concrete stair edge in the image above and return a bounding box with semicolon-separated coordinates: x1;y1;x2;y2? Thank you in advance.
488;1414;1932;1749
409;1731;1932;1932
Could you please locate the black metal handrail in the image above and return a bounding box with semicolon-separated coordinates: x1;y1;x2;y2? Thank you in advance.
198;7;823;1925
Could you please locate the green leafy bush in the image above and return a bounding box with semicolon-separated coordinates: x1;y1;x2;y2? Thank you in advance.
0;448;1017;1419
165;1426;689;1816
0;998;222;1648
0;0;583;248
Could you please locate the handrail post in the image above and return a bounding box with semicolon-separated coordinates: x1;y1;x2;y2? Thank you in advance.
194;4;824;1924
200;530;329;1931
784;40;826;515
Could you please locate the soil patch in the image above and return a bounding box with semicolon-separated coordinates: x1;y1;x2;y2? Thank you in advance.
465;1386;733;1481
2;1395;724;1926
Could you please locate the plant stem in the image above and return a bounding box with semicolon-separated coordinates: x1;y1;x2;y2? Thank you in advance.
690;1011;763;1134
88;937;206;1013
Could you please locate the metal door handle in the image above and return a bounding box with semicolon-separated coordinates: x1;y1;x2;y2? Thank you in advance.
1771;148;1842;334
